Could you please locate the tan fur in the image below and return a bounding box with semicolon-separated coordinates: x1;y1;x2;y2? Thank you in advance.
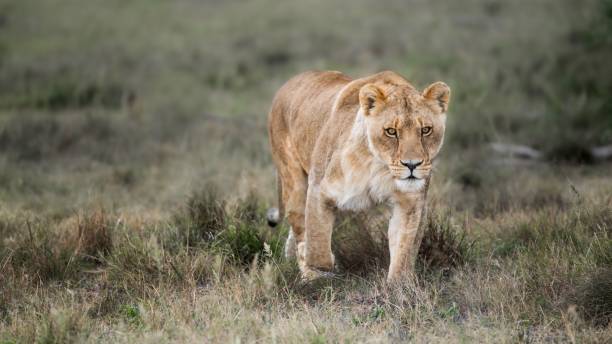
268;70;450;282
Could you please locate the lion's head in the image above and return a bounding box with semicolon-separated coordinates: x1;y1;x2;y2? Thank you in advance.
358;81;450;191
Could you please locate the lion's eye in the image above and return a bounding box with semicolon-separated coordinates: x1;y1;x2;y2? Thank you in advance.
385;128;397;137
421;126;432;136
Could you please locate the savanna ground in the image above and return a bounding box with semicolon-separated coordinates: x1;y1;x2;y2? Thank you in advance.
1;0;611;342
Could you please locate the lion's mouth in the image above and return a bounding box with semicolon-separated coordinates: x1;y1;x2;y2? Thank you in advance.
390;166;424;181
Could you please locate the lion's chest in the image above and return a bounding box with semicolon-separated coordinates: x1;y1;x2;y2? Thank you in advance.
321;160;395;211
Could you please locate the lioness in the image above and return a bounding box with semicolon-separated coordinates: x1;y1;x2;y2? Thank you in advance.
267;71;450;282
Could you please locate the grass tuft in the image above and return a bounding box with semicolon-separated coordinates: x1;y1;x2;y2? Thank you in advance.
6;220;75;282
575;268;612;327
419;210;474;272
174;186;227;248
38;308;88;344
173;188;284;266
215;193;286;265
67;210;113;264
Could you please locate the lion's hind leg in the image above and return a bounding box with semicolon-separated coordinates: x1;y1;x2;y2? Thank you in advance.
272;143;308;261
281;171;307;260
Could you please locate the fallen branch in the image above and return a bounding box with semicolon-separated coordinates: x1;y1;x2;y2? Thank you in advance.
490;143;542;160
490;142;612;162
591;145;612;161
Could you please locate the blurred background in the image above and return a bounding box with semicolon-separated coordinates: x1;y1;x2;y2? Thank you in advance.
0;0;610;216
1;1;612;341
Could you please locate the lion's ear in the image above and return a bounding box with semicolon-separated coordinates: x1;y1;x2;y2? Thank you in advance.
359;83;386;115
423;82;451;113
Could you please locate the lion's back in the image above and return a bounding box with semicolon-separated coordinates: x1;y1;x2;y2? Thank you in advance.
268;71;352;171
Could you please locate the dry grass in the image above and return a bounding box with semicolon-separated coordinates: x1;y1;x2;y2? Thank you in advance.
1;189;611;342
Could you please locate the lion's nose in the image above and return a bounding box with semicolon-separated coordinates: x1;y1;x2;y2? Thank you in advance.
400;159;423;172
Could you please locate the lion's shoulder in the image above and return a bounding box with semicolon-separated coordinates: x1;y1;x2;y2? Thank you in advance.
332;70;410;113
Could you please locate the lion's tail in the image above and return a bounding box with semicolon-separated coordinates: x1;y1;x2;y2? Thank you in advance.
266;173;284;227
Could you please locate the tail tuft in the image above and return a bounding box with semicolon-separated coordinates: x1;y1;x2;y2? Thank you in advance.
267;207;280;227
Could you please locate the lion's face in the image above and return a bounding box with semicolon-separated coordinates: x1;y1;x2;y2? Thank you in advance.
359;82;450;191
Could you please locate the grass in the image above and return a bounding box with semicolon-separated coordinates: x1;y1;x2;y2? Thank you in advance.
0;0;611;342
1;190;611;342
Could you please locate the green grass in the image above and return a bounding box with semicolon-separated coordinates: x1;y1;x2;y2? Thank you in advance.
0;0;611;342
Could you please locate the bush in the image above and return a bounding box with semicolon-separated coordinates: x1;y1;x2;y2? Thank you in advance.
331;207;473;275
332;210;389;274
418;210;474;272
537;0;612;158
174;188;284;266
216;193;285;265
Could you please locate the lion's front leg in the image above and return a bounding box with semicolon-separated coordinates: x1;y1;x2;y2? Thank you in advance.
387;195;425;282
298;187;335;280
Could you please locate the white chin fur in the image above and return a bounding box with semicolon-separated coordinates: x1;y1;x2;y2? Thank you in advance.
395;178;425;193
